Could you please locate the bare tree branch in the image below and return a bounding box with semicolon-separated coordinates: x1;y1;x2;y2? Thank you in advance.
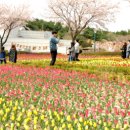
48;0;118;41
0;4;30;51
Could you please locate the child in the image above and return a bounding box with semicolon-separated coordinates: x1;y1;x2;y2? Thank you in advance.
68;42;75;61
0;47;6;64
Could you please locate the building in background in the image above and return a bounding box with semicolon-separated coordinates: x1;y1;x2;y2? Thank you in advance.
4;27;71;54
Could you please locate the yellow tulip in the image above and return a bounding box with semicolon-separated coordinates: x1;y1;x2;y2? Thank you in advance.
67;115;71;122
77;123;81;127
0;98;3;104
50;115;53;119
68;123;72;128
104;127;109;130
78;127;82;130
85;125;89;130
34;125;37;130
24;118;30;124
45;120;49;126
93;122;97;128
116;124;120;129
52;119;55;123
89;121;92;126
13;106;17;111
99;120;102;124
9;101;13;107
15;100;18;106
84;121;87;126
0;127;4;130
20;101;24;106
10;115;15;121
17;116;21;122
3;103;6;109
19;112;23;117
60;118;64;123
62;123;66;128
59;127;63;130
124;124;128;129
24;125;29;130
27;110;32;117
54;126;58;130
40;115;44;120
79;117;83;122
34;117;38;125
5;108;10;113
54;111;57;116
33;109;38;115
0;110;4;116
16;123;20;127
11;123;14;130
73;114;77;118
2;115;6;121
74;119;78;124
51;119;55;127
22;108;25;113
5;124;9;127
104;122;107;127
48;110;52;115
60;111;63;116
51;122;55;127
57;115;60;121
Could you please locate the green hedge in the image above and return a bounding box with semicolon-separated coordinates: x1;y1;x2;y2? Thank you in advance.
82;52;121;56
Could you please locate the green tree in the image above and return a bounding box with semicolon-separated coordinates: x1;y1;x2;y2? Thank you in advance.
83;27;109;41
116;30;128;35
26;19;68;38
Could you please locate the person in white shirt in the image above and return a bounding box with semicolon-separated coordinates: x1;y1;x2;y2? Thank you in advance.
75;39;80;61
126;40;130;58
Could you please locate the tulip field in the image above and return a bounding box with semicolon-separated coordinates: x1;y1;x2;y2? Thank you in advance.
0;53;130;130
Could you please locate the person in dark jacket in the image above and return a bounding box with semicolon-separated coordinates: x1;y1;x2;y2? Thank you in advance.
9;45;17;63
0;47;6;64
50;31;59;66
121;42;127;59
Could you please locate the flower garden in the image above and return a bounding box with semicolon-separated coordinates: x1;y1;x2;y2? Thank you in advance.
0;53;130;130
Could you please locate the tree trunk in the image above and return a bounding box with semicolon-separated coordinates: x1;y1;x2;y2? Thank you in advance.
0;38;2;53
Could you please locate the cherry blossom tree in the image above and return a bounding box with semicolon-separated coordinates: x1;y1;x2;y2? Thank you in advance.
49;0;118;41
0;4;30;51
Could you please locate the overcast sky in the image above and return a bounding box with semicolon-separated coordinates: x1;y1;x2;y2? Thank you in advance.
0;0;130;32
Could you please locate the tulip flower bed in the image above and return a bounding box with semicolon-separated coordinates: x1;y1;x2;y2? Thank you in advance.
0;64;130;129
17;55;130;81
16;52;120;60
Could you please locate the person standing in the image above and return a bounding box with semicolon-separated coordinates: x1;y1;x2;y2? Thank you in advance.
74;39;80;61
126;40;130;58
121;42;127;59
50;31;59;66
0;47;6;64
9;45;17;63
68;42;75;61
